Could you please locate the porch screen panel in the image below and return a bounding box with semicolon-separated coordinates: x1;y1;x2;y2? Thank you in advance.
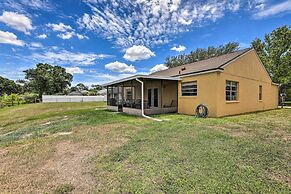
181;81;197;96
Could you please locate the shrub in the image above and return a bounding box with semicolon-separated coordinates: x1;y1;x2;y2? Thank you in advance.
21;93;39;103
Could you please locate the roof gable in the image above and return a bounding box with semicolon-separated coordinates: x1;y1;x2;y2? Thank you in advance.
223;49;273;83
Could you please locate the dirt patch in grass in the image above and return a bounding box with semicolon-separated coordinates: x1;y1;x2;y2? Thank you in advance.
0;122;136;193
41;140;96;193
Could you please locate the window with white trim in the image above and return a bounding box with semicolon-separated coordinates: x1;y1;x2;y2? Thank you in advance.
226;81;238;101
181;81;197;96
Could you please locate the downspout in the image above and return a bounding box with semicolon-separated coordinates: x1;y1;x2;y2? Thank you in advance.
135;78;162;122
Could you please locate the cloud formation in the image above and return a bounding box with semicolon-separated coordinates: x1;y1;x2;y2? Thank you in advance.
78;0;242;48
123;45;155;61
105;61;137;73
171;45;186;52
31;50;113;66
57;31;74;40
0;30;24;46
47;22;88;40
150;64;168;73
1;0;54;12
0;11;33;34
30;42;43;48
254;0;291;18
37;34;47;39
66;67;84;74
47;22;72;32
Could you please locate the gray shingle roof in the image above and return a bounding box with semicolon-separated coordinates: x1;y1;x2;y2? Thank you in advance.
150;48;252;77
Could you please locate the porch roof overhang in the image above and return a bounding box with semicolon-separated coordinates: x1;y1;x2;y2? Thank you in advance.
102;74;181;87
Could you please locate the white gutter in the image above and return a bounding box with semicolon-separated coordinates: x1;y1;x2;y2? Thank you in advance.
135;78;162;122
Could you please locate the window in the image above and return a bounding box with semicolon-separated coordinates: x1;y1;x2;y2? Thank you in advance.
181;81;197;96
259;86;263;100
126;90;132;100
226;81;238;101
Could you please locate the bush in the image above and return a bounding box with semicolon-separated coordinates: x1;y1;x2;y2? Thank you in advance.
0;93;40;108
0;93;22;107
21;93;39;103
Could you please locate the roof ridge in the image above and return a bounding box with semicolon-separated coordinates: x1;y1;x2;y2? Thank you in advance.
150;48;252;75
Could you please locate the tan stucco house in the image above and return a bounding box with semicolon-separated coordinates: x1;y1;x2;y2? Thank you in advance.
103;48;279;117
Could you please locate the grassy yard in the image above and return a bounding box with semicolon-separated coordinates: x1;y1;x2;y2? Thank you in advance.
0;102;290;193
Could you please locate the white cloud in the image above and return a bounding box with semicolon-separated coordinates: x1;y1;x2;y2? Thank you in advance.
78;0;242;48
22;0;53;10
123;45;155;61
30;42;43;48
37;34;47;39
47;22;72;32
66;67;84;74
76;33;88;40
254;0;291;18
47;22;88;40
1;0;54;13
171;45;186;52
0;11;33;34
150;64;168;73
57;32;88;40
31;50;113;66
247;0;266;11
105;61;137;73
57;31;74;39
0;30;24;46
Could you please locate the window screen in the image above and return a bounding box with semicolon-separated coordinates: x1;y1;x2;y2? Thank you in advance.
181;81;197;96
226;81;238;101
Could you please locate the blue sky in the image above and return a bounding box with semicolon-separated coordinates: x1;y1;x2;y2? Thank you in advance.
0;0;290;86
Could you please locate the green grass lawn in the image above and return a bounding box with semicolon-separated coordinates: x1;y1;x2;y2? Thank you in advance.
0;102;290;193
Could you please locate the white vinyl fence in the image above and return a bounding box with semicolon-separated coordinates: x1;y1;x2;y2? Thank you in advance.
42;95;107;103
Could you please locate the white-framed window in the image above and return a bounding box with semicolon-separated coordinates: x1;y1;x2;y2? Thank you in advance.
181;81;197;96
259;86;263;100
226;80;238;101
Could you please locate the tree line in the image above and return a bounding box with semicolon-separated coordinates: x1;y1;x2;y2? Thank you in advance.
0;64;103;108
165;42;240;68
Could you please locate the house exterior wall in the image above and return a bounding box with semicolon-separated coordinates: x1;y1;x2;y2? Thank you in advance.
177;50;279;117
178;72;219;117
216;50;279;117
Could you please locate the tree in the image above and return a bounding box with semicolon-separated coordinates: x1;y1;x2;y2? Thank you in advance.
165;42;240;68
252;25;291;87
76;83;89;91
16;79;31;94
24;63;73;99
88;84;103;96
91;84;103;91
0;76;21;96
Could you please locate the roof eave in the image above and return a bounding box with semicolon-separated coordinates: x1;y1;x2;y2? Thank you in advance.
102;75;181;87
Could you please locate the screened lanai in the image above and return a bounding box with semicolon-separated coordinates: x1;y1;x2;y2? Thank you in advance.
103;75;180;116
